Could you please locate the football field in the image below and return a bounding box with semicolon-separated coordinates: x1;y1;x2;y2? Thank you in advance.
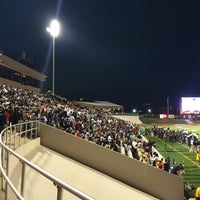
114;115;200;197
145;123;200;198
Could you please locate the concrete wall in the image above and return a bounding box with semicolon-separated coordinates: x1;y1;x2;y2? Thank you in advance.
39;123;184;200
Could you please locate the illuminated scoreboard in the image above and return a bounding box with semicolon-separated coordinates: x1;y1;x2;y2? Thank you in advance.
180;97;200;114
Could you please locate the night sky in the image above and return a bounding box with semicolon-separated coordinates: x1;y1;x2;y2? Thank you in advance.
1;0;200;112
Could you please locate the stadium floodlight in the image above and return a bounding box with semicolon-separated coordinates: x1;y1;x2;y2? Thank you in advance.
147;109;152;113
47;20;60;38
132;109;137;114
46;19;60;97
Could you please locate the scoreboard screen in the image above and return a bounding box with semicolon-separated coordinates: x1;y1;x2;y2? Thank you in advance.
180;97;200;114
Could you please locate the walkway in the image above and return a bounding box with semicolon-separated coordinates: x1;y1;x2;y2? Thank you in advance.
8;142;158;200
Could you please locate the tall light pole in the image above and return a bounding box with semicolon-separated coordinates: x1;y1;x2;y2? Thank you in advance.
47;19;60;97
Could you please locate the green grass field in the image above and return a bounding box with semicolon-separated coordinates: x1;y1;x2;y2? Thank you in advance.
139;116;200;198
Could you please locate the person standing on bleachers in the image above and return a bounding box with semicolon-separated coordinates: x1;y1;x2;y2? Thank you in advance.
188;186;200;200
0;108;6;132
163;157;171;173
171;163;185;176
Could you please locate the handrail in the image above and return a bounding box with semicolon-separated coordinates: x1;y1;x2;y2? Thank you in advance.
0;121;95;200
0;152;24;200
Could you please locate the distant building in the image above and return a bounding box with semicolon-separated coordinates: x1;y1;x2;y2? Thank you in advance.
0;53;46;92
73;100;124;113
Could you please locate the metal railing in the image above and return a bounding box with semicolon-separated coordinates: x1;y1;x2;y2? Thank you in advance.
0;121;95;200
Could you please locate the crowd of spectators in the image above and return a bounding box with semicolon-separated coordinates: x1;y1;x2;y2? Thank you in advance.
145;126;200;153
1;83;198;175
0;84;156;165
1;84;199;200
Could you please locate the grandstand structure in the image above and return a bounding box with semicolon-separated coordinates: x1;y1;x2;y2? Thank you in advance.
0;53;184;199
0;53;46;92
0;121;184;200
73;100;124;113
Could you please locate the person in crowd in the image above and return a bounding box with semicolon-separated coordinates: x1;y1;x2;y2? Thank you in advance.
156;158;164;169
171;163;185;176
163;157;171;173
196;151;200;166
150;152;159;166
188;186;200;200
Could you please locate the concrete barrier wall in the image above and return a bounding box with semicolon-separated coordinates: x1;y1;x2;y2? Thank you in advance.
39;123;184;200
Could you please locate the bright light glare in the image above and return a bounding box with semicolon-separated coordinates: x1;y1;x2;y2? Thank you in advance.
47;19;60;37
147;109;152;113
132;109;136;113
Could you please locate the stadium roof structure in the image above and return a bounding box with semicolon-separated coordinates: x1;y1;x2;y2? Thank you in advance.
0;53;46;81
0;53;46;92
73;100;124;113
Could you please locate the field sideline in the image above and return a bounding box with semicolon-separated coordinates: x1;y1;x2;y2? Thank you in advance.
115;115;200;197
141;117;200;198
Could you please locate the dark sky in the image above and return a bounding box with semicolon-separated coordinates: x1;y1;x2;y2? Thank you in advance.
1;0;200;112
